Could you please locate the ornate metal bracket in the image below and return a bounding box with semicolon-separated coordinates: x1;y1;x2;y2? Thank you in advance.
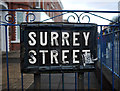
0;10;119;25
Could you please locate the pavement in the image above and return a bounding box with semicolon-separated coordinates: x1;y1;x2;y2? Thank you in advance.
27;72;100;90
2;62;34;90
2;51;34;90
2;51;101;90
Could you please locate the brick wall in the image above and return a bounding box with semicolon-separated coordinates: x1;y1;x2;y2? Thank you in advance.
8;2;32;51
43;1;63;22
11;43;20;51
8;1;63;51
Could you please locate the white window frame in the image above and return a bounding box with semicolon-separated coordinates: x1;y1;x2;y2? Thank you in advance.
36;0;41;8
50;7;53;17
51;3;54;9
47;4;49;15
43;0;44;9
11;8;26;43
53;12;55;21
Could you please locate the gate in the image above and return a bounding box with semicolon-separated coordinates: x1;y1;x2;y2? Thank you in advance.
0;9;120;91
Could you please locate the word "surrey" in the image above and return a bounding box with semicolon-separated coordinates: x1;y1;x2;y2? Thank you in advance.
28;32;90;47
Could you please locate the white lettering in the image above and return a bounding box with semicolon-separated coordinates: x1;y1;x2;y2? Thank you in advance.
39;50;48;64
62;50;69;64
73;50;80;63
40;32;47;46
83;32;90;46
51;50;59;64
28;32;36;46
82;50;90;55
51;32;59;46
73;32;80;46
29;50;37;64
62;32;70;46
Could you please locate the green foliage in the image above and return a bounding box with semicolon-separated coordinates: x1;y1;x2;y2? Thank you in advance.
109;15;120;25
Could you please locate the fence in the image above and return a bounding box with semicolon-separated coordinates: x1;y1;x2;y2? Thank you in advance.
0;9;120;91
98;24;120;91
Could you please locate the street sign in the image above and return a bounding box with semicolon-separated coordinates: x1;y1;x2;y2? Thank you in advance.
20;22;97;73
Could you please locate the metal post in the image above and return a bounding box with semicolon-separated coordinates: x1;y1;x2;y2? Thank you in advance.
104;33;106;64
34;73;41;90
5;25;9;91
118;17;120;91
75;72;77;91
100;26;103;91
49;73;51;91
88;72;90;91
62;73;64;91
117;32;119;74
21;73;24;91
112;28;114;91
119;25;120;91
78;72;84;91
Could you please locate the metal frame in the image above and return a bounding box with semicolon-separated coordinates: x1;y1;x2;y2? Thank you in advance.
0;9;120;91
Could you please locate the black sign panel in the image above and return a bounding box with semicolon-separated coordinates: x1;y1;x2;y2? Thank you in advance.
20;22;97;73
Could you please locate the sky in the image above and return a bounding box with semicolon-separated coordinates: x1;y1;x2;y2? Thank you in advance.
1;0;120;25
61;0;120;25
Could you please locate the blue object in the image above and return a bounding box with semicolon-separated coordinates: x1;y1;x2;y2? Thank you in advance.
5;25;9;91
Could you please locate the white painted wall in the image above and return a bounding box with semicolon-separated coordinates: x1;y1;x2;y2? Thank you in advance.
33;12;54;22
33;12;41;22
0;1;9;52
40;12;54;22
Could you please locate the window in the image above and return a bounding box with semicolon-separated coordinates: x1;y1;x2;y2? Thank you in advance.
53;12;55;21
42;0;44;9
51;3;54;9
47;4;49;15
16;11;25;42
36;0;41;8
50;7;53;17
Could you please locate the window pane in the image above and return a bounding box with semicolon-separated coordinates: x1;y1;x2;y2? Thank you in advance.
16;12;23;40
17;27;20;40
17;12;23;24
36;2;39;7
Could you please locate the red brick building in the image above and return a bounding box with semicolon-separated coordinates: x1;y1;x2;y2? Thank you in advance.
0;1;9;52
7;0;63;51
